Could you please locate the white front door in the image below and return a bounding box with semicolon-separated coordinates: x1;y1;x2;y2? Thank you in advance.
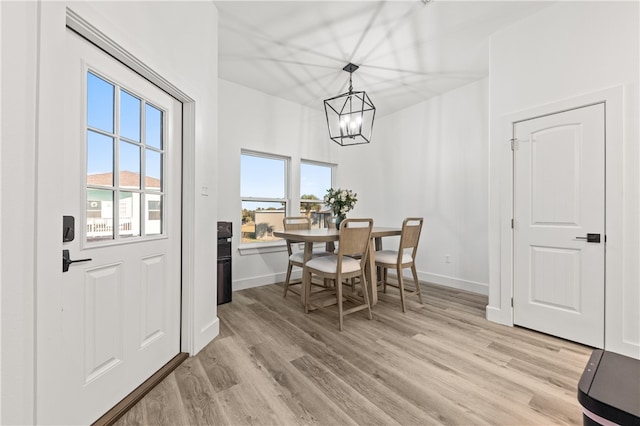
38;31;182;424
513;103;605;348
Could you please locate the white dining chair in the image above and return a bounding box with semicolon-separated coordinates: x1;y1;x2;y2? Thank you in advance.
303;218;374;331
282;216;330;297
375;217;424;312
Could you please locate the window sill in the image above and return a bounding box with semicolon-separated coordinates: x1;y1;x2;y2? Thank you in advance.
237;241;329;256
238;241;287;255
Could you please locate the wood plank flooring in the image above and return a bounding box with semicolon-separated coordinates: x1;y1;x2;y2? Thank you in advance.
115;282;592;425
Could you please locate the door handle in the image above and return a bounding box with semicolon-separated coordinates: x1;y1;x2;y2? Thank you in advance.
575;233;601;243
63;249;92;272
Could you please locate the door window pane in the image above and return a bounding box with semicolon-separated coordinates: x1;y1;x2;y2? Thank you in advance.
87;131;114;185
145;150;162;190
87;72;114;133
85;70;166;243
145;194;162;235
119;192;140;238
146;104;162;149
120;141;140;189
120;90;141;142
87;189;114;242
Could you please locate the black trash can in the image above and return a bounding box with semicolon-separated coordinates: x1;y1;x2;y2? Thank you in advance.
217;221;232;305
578;349;640;425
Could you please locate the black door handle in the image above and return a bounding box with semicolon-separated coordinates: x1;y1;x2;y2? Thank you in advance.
575;233;601;243
63;249;92;272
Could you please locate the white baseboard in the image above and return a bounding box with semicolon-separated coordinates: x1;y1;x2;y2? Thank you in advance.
234;270;489;295
233;271;296;291
486;304;515;326
417;271;488;295
193;317;219;354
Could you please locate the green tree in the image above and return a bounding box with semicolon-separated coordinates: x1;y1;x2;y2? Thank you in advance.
300;194;321;213
242;208;255;224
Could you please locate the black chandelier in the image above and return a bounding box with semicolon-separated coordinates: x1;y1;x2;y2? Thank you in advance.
323;63;376;146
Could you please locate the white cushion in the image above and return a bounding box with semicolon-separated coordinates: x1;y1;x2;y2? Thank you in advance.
289;250;330;263
306;255;362;274
375;250;413;265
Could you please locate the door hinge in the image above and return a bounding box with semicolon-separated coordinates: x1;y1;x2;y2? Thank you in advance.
511;218;514;229
510;138;518;151
511;297;514;307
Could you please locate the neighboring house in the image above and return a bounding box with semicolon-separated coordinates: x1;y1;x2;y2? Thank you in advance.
86;171;162;238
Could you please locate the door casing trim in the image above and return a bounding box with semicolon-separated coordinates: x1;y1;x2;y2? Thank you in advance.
64;7;197;356
511;102;605;347
492;86;623;352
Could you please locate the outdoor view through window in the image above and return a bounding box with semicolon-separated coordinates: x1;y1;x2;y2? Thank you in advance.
86;71;164;242
241;153;333;244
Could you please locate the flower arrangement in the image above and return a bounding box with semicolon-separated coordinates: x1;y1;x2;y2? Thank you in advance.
324;188;358;218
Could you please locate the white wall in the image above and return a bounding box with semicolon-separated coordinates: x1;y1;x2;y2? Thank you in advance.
487;1;640;358
219;78;491;295
342;79;490;293
1;2;39;423
218;79;337;289
1;1;219;424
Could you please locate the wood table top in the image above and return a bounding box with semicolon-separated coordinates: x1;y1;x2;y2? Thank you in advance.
273;227;400;242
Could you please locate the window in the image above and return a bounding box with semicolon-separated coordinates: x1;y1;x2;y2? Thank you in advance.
86;71;165;243
241;152;288;244
300;161;334;229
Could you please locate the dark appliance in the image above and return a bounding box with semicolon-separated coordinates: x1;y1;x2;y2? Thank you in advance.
217;221;232;305
578;349;639;425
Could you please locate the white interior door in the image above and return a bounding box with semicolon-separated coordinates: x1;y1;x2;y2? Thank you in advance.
39;31;182;425
513;103;605;348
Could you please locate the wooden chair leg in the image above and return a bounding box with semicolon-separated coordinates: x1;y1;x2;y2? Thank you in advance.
304;269;311;314
283;264;293;297
383;268;388;293
397;266;407;313
360;274;373;320
337;274;344;331
412;264;423;304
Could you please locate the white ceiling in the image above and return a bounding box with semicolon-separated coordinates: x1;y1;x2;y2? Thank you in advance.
214;1;552;116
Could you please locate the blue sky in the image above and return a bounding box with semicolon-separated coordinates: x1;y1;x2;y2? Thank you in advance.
87;71;162;182
241;155;332;211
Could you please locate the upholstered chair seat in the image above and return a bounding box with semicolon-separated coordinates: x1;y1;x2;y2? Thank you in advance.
305;255;361;274
375;217;424;312
374;250;413;265
303;218;374;331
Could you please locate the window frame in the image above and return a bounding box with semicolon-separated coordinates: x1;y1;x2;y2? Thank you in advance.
299;159;336;230
240;150;290;248
84;68;167;247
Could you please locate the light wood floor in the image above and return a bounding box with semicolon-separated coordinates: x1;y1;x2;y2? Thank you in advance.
115;282;592;425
